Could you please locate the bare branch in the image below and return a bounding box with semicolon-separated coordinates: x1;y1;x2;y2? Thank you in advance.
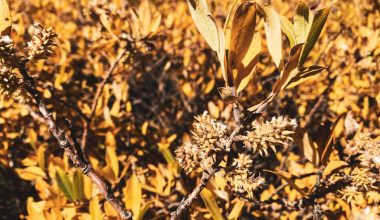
18;61;132;220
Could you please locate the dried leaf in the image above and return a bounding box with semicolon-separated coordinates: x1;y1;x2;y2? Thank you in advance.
295;128;320;166
0;0;11;35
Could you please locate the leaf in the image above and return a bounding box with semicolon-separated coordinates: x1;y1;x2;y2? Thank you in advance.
280;15;296;48
124;173;142;218
89;196;103;220
228;200;245;220
235;32;261;94
136;201;154;220
295;128;320;166
294;1;313;44
272;43;304;94
265;170;307;196
285;65;325;89
0;0;11;35
299;5;331;66
344;112;359;139
200;188;224;220
72;170;84;201
320;113;347;165
217;87;239;103
56;167;75;201
262;5;283;70
186;0;221;52
228;2;257;70
322;160;348;179
15;166;46;181
106;146;119;179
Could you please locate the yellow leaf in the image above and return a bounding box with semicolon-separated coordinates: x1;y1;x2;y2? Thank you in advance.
16;166;46;181
322;160;348;179
200;188;224;220
294;1;313;44
228;200;245;220
124;173;142;218
0;0;12;35
141;121;149;136
186;0;221;52
105;132;116;148
295;129;320;166
106;147;119;179
264;169;307;196
89;196;103;220
83;175;93;200
262;5;283;70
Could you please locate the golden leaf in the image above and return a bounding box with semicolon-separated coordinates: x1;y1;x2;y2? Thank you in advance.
0;0;11;35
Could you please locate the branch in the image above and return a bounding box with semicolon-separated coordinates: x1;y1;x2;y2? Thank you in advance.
18;62;132;220
81;49;128;150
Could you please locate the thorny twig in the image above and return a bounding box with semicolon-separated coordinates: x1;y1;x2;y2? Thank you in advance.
80;49;128;150
18;61;132;220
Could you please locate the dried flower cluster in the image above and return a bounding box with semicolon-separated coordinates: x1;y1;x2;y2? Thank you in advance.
0;24;56;103
238;116;297;156
176;114;297;200
27;23;58;61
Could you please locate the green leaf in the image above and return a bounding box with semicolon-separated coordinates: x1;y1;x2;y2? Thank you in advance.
0;0;12;35
56;167;75;202
294;1;313;44
186;0;221;52
285;65;325;88
280;15;296;48
200;188;224;220
72;170;84;201
262;5;283;70
299;5;331;66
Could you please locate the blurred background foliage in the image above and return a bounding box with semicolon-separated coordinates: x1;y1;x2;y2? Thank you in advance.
0;0;379;219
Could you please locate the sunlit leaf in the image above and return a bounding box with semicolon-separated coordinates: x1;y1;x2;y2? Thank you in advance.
186;0;221;52
89;196;103;220
0;0;11;35
285;65;325;89
15;166;46;181
322;160;348;179
106;146;119;179
265;169;307;196
228;200;245;220
262;5;283;70
72;170;84;201
295;128;320;166
124;173;142;218
200;188;224;220
294;1;313;44
280;15;296;48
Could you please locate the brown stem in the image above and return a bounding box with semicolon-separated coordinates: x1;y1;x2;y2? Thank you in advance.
18;62;132;220
170;127;241;220
81;49;128;150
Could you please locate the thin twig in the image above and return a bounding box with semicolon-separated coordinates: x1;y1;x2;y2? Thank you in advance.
81;49;128;150
18;62;132;220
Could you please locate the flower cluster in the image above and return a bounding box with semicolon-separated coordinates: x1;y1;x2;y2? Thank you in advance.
0;67;31;103
238;116;297;156
27;23;58;61
0;36;18;67
175;112;227;173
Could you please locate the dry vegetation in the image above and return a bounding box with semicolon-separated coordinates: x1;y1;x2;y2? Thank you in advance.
0;0;379;219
